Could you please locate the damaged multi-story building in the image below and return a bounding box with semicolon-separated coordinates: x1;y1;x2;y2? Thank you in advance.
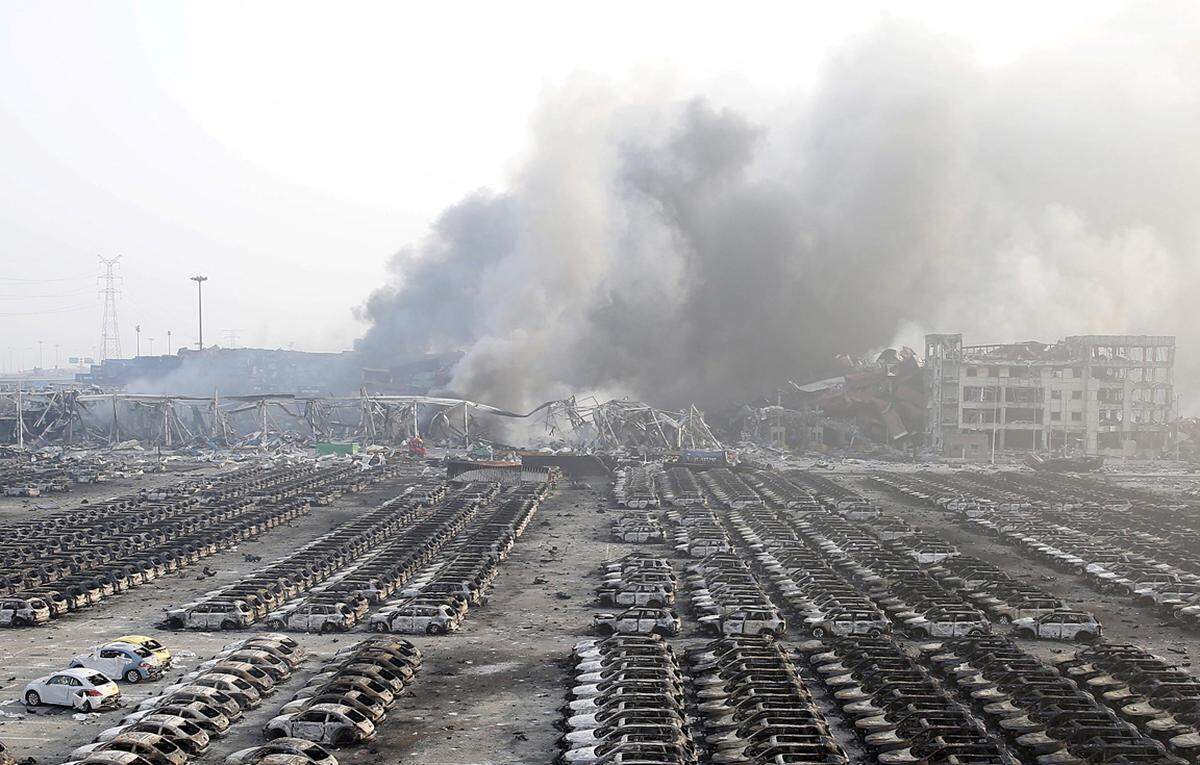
925;333;1177;460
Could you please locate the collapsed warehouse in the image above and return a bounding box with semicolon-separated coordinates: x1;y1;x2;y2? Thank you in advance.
735;347;926;454
1;332;1182;463
0;388;723;459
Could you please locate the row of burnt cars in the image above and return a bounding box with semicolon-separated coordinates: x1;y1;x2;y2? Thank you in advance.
614;466;661;509
870;471;1200;629
613;465;708;510
368;482;545;634
164;489;442;632
572;496;847;765
260;635;422;747
0;446;183;497
1;450;72;496
671;502;791;639
611;510;665;544
797;628;1200;765
708;473;1188;763
727;489;1106;643
198;461;389;507
266;480;481;634
917;634;1200;765
166;480;546;635
615;463;875;515
0;462;385;627
800;634;1017;765
733;503;992;641
637;467;1108;644
594;553;682;639
559;634;696;765
558;632;852;765
563;486;694;765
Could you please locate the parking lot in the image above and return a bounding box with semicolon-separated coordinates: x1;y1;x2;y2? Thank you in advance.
6;458;1200;765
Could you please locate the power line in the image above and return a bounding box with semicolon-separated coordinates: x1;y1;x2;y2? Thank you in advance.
0;288;96;299
0;274;93;282
0;305;91;316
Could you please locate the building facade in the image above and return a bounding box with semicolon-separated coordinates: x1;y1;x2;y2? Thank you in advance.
926;334;1176;460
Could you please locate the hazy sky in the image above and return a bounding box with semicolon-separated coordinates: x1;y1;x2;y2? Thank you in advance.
0;0;1132;371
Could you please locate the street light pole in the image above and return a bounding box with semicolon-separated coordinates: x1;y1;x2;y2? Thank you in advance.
167;330;172;355
190;276;208;350
135;325;141;357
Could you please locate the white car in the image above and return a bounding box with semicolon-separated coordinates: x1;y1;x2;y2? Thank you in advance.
264;703;376;746
71;642;166;683
24;668;121;711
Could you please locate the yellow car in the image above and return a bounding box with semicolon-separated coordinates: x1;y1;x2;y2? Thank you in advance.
114;635;172;668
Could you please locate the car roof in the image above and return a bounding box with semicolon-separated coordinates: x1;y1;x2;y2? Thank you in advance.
99;642;142;652
138;714;189;727
109;731;167;744
54;667;108;680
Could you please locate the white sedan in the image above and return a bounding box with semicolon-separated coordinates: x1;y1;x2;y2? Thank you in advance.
25;668;122;711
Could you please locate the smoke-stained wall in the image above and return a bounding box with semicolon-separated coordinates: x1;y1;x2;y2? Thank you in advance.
358;12;1200;412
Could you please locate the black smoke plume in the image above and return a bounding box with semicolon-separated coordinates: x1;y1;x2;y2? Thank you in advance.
358;9;1200;411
